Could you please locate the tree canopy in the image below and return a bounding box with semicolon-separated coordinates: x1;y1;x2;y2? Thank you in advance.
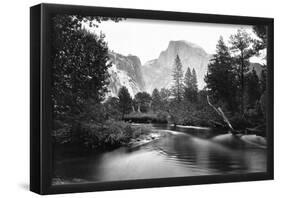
205;36;237;111
118;86;132;118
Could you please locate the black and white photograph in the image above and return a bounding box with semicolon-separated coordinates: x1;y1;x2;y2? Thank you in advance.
50;14;269;185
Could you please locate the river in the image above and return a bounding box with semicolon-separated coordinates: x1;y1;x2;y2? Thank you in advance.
53;123;267;184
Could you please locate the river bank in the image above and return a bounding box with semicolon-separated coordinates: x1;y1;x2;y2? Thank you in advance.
52;123;267;185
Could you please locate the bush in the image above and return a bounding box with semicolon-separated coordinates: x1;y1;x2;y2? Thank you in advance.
156;111;169;123
124;112;167;123
131;124;152;139
229;113;253;130
80;121;132;149
53;120;153;150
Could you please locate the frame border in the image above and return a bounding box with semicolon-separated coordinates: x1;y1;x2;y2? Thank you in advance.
30;3;274;195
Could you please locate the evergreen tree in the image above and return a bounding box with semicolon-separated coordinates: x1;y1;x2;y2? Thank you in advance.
118;86;132;119
245;68;260;107
183;67;198;103
260;69;267;93
171;55;184;101
205;36;237;111
191;68;198;92
229;29;255;114
151;88;162;112
159;88;171;111
160;88;171;101
184;67;192;102
184;67;192;88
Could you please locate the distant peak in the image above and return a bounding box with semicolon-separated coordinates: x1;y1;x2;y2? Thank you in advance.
168;40;202;49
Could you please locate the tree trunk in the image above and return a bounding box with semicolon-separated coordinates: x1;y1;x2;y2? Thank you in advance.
207;96;235;134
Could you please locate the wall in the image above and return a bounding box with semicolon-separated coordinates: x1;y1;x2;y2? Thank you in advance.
0;0;279;197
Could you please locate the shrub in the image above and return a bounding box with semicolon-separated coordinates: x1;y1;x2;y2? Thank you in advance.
229;113;253;130
156;111;169;123
131;124;152;139
54;120;154;150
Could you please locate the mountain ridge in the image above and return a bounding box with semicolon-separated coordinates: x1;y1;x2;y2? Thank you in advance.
106;41;264;98
106;51;145;98
142;40;211;93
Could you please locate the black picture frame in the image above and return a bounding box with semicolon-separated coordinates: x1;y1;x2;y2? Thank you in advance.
30;3;274;195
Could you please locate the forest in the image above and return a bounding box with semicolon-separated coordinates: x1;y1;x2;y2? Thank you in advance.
51;14;268;152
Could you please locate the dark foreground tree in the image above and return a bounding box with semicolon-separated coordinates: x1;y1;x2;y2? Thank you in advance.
245;68;260;108
52;14;123;123
205;36;237;111
229;29;254;114
118;86;132;119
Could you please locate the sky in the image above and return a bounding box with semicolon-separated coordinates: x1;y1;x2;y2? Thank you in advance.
86;18;263;64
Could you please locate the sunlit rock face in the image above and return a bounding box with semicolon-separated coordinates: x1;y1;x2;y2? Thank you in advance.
107;52;145;97
142;40;211;93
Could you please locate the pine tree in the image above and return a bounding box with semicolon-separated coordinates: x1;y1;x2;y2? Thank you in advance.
245;68;261;107
205;36;237;111
191;68;198;92
171;55;184;102
229;29;255;114
184;67;198;103
151;88;162;112
184;67;192;89
118;86;132;119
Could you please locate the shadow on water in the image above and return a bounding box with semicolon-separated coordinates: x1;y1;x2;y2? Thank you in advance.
53;123;267;184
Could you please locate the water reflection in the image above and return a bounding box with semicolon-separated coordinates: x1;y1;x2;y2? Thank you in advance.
53;124;267;184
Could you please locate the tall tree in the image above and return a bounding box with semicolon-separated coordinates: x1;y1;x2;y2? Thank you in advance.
205;36;237;111
184;67;192;89
118;86;132;119
159;88;171;111
245;68;260;108
52;14;123;122
229;29;255;114
151;88;162;112
184;67;198;103
171;55;184;101
191;68;198;92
